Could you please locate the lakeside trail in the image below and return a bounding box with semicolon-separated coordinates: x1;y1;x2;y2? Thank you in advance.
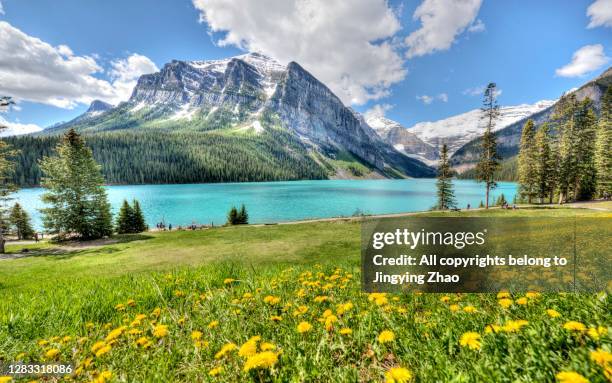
2;201;610;260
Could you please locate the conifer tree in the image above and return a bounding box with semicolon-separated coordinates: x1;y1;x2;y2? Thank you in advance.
9;203;34;240
116;200;134;234
436;144;456;210
238;204;249;224
227;206;239;225
0;96;17;253
476;83;501;208
495;193;507;206
131;200;147;232
555;94;579;204
574;99;597;200
518;120;538;203
40;129;113;240
594;87;612;198
533;123;556;203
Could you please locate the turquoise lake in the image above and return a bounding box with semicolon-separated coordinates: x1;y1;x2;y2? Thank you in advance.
14;179;517;229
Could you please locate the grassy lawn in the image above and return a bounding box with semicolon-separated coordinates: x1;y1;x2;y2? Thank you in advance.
0;208;609;382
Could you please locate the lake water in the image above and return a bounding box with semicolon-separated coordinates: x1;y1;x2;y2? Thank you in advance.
13;179;517;230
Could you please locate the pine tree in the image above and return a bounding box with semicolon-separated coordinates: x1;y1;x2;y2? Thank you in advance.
574;99;597;200
9;203;34;240
227;206;239;225
476;83;501;209
238;204;249;225
555;94;579;204
533;123;556;203
131;200;147;232
495;193;507;206
0;96;17;253
594;87;612;198
116;200;134;234
40;129;113;240
436;144;456;210
518;119;538;203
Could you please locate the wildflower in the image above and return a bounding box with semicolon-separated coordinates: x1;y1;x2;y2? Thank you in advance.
440;296;451;303
324;315;338;331
195;340;209;348
95;344;112;357
214;343;237;359
340;328;352;335
263;295;281;305
223;278;236;284
503;320;529;333
45;348;60;359
297;321;312;333
590;349;612;367
498;298;513;308
337;302;354;315
322;309;333;318
485;324;502;334
459;332;481;350
525;292;541;299
449;304;460;312
151;307;161;317
0;377;12;383
127;329;142;335
242;292;253;299
61;336;72;343
385;367;412;383
105;326;126;342
368;293;388;306
37;340;49;346
114;303;125;311
243;351;279;372
92;370;112;383
378;330;395;344
260;342;276;351
555;371;589;383
270;315;283;322
208;320;219;329
177;318;185;326
463;305;477;313
209;367;223;376
587;327;601;340
153;324;168;338
239;337;260;358
293;305;309;316
91;341;106;353
497;292;511;299
563;321;586;332
516;297;528;305
191;331;202;340
547;309;561;318
127;299;136;307
314;295;329;303
136;337;152;348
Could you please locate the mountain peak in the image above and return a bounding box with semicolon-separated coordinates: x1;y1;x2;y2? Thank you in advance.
86;100;113;114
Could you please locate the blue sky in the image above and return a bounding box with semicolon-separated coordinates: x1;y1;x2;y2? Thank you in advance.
0;0;610;131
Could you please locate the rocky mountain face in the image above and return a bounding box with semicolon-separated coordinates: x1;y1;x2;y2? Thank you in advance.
451;67;612;167
45;53;433;178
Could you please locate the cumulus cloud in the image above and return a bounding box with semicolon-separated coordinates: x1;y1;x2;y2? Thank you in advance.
363;103;394;120
462;85;502;97
0;116;43;136
587;0;612;28
467;19;486;33
437;93;448;102
109;54;158;103
192;0;406;105
555;44;609;77
416;93;448;104
405;0;483;58
0;21;157;108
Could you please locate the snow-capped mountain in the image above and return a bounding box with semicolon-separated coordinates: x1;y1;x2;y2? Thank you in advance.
44;53;434;178
367;100;555;165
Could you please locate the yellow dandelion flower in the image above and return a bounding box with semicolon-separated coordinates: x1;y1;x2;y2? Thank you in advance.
263;295;281;305
587;327;600;340
324;315;338;331
209;367;223;376
314;295;329;303
91;341;106;353
105;326;126;342
463;305;477;313
92;370;112;383
590;349;612;367
136;337;152;348
555;371;589;383
547;309;561;318
243;351;279;372
385;367;412;383
485;324;502;334
114;303;125;311
0;377;12;383
497;291;511;299
174;290;185;297
270;315;283;322
45;348;60;359
516;297;528;305
502;320;529;333
208;320;219;329
498;298;513;308
340;328;352;335
239;338;259;358
242;292;253;299
151;307;161;317
223;278;236;284
191;331;202;340
563;321;586;332
378;330;395;344
260;342;276;351
525;292;541;299
297;321;312;333
95;344;111;357
127;329;142;335
127;299;136;307
440;296;451;303
293;305;308;316
195;340;209;348
214;343;237;359
61;336;72;343
153;324;168;338
449;304;460;312
459;332;481;350
37;339;49;346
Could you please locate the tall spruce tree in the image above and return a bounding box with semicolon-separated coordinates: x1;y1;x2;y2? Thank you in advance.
0;96;17;253
9;203;34;240
227;206;239;225
574;99;597;200
238;204;249;225
40;129;113;240
131;200;147;232
475;83;501;209
555;94;579;204
436;144;456;210
594;87;612;198
533;123;556;203
518;119;538;203
116;200;134;234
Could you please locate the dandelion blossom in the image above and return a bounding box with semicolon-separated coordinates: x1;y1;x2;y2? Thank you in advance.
547;309;561;318
153;324;168;338
0;377;12;383
463;305;477;313
340;328;353;335
459;332;481;350
208;320;219;329
243;351;279;372
516;297;528;305
191;331;202;340
214;343;237;359
563;321;586;332
95;344;112;357
297;321;312;333
270;315;283;322
209;367;223;376
260;342;276;351
555;371;589;383
590;349;612;367
385;367;412;383
498;299;513;308
378;330;395;344
45;348;60;359
239;337;260;358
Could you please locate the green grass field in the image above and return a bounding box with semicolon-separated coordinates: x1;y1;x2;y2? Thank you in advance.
0;208;610;382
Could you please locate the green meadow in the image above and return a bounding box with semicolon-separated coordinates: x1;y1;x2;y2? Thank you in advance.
0;207;610;382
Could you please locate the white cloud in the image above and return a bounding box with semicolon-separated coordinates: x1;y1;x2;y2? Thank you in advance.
0;21;157;108
0;116;43;136
0;1;4;15
587;0;612;28
437;93;448;102
462;85;502;97
405;0;483;58
109;54;158;103
555;44;609;77
417;95;434;104
364;103;394;120
192;0;406;105
467;19;486;33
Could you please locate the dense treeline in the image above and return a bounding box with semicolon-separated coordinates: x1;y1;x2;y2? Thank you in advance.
457;157;518;182
6;129;327;186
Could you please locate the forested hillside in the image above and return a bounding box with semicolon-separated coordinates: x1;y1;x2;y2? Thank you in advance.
6;130;329;186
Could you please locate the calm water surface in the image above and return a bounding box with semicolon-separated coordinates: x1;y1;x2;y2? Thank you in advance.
14;179;517;230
